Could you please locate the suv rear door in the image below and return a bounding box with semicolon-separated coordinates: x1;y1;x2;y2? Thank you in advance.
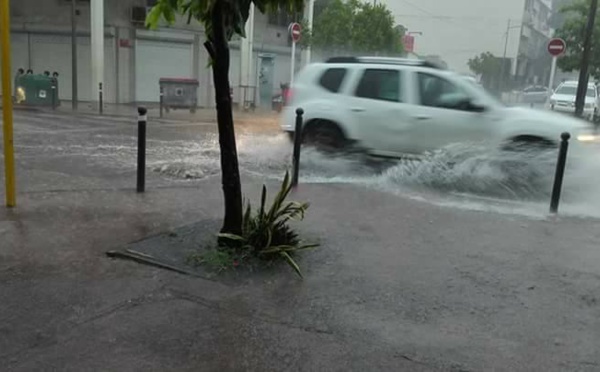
345;67;414;156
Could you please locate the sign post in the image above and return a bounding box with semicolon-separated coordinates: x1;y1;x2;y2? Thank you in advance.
547;38;566;95
289;22;302;84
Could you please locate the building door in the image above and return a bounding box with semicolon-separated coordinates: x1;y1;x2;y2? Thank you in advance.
135;39;193;102
258;54;275;110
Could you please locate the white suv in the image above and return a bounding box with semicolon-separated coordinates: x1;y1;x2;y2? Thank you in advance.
280;57;594;158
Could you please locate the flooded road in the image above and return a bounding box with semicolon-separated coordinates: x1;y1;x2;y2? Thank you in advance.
8;110;600;219
146;133;600;219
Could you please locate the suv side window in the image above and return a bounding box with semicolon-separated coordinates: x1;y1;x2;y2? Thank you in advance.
319;68;347;93
418;72;471;110
355;69;401;102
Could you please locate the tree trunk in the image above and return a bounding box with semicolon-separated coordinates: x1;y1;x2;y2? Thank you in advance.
209;1;243;236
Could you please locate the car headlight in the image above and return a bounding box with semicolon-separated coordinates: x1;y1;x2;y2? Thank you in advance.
577;134;599;142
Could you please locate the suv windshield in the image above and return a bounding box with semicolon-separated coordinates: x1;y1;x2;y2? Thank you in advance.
460;77;504;107
555;85;596;97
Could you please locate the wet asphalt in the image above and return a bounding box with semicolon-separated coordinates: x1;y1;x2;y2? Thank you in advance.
0;108;599;371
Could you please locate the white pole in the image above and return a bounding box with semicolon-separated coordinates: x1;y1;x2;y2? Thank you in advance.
548;56;557;94
302;0;315;66
248;4;255;101
240;13;250;86
291;41;296;84
91;0;104;108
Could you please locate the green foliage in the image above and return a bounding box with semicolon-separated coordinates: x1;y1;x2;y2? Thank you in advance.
554;0;600;78
311;0;404;54
297;18;313;49
187;248;237;273
146;0;306;43
219;171;318;278
467;51;501;76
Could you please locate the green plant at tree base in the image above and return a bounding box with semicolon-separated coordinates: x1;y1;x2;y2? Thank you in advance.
188;249;236;273
219;171;319;279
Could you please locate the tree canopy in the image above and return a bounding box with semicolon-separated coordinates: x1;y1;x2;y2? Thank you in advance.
467;52;501;77
311;0;404;54
554;0;600;78
147;0;305;44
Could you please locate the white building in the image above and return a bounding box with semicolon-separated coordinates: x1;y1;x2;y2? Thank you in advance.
515;0;553;85
8;0;304;109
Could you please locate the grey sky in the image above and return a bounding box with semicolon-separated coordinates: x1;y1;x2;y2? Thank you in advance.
380;0;526;73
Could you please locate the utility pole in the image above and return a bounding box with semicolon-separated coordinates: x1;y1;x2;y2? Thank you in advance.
574;0;598;117
502;19;511;92
71;0;78;110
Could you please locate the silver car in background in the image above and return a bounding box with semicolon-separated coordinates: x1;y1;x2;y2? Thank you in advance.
521;85;550;105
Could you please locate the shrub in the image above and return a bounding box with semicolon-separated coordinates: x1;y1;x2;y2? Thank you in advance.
218;171;318;278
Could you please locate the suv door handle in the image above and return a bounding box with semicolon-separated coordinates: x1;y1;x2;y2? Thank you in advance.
413;115;431;121
351;107;366;112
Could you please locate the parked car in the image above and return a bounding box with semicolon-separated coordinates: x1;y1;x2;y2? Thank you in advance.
521;85;550;105
280;56;595;158
549;81;598;121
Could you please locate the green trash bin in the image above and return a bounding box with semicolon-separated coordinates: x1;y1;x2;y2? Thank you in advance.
14;72;60;108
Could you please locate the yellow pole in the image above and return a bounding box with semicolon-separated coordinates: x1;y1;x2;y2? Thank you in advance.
1;0;16;207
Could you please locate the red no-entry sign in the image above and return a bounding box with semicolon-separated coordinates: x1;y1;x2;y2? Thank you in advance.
289;22;302;43
548;38;566;57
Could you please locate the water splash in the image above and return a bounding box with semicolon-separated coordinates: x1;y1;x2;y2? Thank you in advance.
151;134;600;218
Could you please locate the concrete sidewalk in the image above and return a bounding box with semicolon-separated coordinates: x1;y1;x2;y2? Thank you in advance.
50;101;279;125
2;178;600;371
1;110;600;371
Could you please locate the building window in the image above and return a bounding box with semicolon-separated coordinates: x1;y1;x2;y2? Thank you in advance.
267;9;301;28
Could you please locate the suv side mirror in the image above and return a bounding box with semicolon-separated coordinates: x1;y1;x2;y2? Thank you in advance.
457;97;486;112
469;100;487;112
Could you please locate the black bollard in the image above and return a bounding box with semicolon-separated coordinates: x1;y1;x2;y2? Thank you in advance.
99;82;103;115
137;107;147;193
550;132;571;214
291;108;304;188
159;87;164;118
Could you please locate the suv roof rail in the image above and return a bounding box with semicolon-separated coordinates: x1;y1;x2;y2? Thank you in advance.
325;56;444;69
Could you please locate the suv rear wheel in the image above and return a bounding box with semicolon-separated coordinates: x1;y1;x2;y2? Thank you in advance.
303;120;347;152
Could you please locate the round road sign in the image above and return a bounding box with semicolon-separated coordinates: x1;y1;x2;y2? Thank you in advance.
548;38;566;57
289;22;302;43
